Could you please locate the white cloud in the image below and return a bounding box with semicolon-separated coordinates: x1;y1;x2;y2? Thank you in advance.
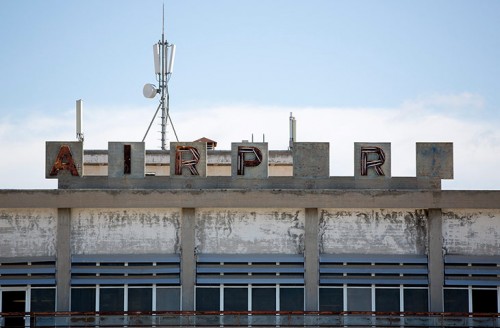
0;102;499;190
401;92;485;113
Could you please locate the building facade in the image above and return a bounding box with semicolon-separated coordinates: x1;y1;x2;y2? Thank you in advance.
1;140;499;326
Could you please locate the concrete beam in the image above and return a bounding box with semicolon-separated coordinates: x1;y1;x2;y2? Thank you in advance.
428;208;444;312
1;190;500;210
304;208;319;311
56;208;71;311
57;176;441;190
181;208;196;311
292;143;329;178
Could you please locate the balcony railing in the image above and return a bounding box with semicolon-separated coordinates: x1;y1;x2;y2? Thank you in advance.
1;311;499;327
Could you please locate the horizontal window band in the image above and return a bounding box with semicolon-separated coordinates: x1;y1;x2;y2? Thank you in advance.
444;255;500;264
197;254;304;263
0;265;56;274
72;254;180;263
320;254;427;264
320;276;428;285
320;265;427;275
72;266;180;274
71;277;180;285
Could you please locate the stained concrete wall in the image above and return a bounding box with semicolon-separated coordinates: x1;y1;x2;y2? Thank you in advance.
319;208;428;254
0;209;57;257
195;208;305;254
71;208;181;254
442;209;500;255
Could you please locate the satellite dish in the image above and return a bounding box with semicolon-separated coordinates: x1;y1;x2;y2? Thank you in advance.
143;83;157;98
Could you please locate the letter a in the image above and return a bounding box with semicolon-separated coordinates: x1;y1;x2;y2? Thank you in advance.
49;145;80;176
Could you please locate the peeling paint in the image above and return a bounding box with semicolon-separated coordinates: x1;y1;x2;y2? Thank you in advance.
319;208;428;255
195;208;304;254
442;209;500;255
0;209;57;257
71;208;181;254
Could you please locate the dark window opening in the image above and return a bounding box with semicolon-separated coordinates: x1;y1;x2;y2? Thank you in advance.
100;288;124;311
31;289;56;312
128;288;152;312
404;289;428;312
319;288;343;312
347;288;371;311
2;291;26;327
252;288;276;311
472;289;497;313
71;288;96;312
444;289;468;313
375;288;400;312
157;288;181;311
124;144;131;174
224;288;248;311
280;288;304;311
196;288;220;311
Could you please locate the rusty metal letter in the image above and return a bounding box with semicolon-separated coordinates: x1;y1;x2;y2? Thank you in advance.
175;146;200;175
360;146;385;176
49;145;80;176
237;146;263;175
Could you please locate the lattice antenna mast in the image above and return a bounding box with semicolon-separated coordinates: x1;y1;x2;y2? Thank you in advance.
142;5;178;150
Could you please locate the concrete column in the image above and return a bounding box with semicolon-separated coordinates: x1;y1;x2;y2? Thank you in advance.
428;208;444;312
304;208;319;311
56;208;71;311
181;208;196;311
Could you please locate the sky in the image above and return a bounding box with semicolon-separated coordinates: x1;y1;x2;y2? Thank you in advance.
0;1;499;190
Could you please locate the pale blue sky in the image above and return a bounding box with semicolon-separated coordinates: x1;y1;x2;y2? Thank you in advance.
0;1;499;189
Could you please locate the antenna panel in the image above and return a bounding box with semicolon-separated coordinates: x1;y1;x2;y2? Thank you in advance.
167;44;176;74
153;44;161;74
76;99;83;135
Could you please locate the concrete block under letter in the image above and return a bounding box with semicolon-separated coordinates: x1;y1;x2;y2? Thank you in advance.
108;142;145;178
293;142;329;178
416;142;453;179
354;142;391;178
231;142;268;178
46;141;83;178
170;142;207;177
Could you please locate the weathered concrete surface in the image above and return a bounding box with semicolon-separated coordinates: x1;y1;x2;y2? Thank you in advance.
304;208;319;311
428;209;444;312
442;209;500;255
293;142;329;178
0;209;57;257
181;208;196;311
46;141;83;178
195;208;304;254
1;190;500;209
108;142;145;178
416;143;453;179
56;208;71;311
56;176;441;190
70;208;180;254
319;208;428;254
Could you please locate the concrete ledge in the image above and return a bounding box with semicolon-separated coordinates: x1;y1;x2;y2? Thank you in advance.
1;189;499;209
56;176;441;190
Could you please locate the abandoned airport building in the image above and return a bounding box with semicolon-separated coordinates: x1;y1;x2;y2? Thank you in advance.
1;139;500;327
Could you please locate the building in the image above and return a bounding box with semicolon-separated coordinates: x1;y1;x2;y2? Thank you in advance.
1;139;499;327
